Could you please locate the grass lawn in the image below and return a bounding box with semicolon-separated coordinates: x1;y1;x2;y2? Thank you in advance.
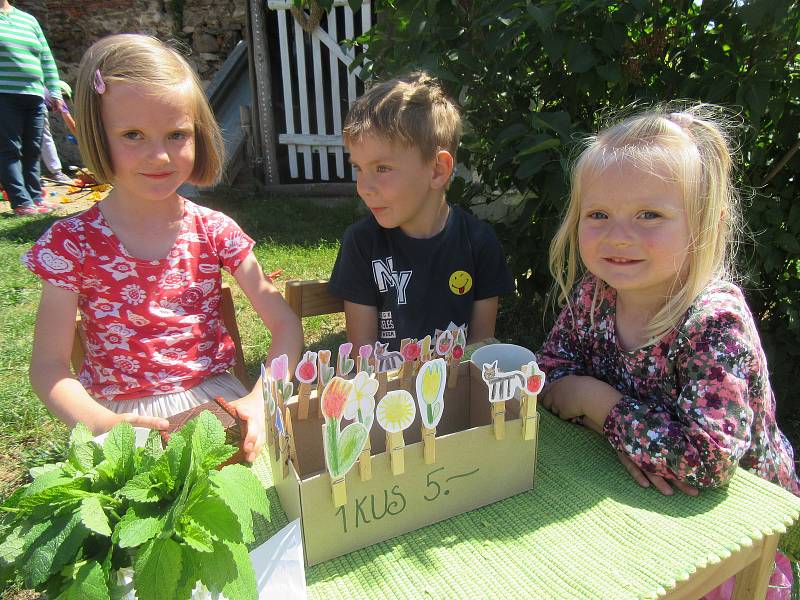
0;186;359;501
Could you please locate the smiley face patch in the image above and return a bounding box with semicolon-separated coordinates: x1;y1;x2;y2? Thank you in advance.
448;270;473;295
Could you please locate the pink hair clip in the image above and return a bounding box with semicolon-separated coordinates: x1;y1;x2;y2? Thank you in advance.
668;112;693;128
93;69;106;94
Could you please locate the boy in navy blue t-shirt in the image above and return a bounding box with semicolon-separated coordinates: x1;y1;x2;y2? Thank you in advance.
328;71;514;351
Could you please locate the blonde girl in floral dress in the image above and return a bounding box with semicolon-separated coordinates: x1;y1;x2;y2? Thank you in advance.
537;105;797;598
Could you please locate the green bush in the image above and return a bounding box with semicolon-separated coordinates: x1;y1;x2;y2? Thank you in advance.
353;0;800;416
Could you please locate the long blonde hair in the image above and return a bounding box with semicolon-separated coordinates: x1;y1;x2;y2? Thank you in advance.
75;34;224;186
549;103;742;344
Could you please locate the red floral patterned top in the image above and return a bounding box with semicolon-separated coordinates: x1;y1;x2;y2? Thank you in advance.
537;275;799;494
22;200;254;401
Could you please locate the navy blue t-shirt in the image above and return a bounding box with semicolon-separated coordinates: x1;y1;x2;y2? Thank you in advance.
328;205;515;350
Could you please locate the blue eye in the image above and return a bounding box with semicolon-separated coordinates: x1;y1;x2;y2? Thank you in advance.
586;211;607;220
122;131;142;140
640;211;662;219
170;131;191;141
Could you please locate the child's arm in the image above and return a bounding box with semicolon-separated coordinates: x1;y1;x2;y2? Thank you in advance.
344;301;378;351
467;297;498;343
29;282;169;435
231;253;303;462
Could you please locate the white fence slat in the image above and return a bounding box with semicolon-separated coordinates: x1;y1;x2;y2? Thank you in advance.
361;2;371;52
311;31;329;180
344;6;358;180
293;19;313;179
327;10;345;178
277;10;297;178
268;0;349;8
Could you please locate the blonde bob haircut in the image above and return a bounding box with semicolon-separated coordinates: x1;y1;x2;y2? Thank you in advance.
343;71;462;162
549;103;742;345
75;34;224;186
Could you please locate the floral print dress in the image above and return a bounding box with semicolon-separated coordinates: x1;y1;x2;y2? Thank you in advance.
537;275;799;495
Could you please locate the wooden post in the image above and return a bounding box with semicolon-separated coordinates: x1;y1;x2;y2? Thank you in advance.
492;401;506;440
298;382;311;420
358;438;372;481
387;431;405;475
421;425;436;464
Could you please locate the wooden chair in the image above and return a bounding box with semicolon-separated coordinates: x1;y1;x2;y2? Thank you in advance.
71;283;251;388
284;279;343;319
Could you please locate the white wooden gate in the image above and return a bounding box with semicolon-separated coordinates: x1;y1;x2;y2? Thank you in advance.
266;0;372;182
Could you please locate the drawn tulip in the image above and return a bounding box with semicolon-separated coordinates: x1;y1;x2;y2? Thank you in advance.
318;350;335;386
337;342;355;376
271;354;288;382
321;377;368;480
416;358;446;428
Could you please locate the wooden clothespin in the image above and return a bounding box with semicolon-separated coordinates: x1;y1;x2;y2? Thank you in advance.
421;425;436;464
491;401;506;440
358;437;372;481
399;338;413;391
386;430;405;475
520;361;544;440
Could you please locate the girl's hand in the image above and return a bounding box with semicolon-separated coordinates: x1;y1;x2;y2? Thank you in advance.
231;393;266;463
114;412;170;432
616;451;699;497
540;375;619;427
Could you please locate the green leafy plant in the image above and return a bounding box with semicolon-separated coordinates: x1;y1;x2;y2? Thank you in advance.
0;412;270;600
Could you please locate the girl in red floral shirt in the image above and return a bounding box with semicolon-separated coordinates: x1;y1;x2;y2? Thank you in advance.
23;35;302;462
537;105;797;598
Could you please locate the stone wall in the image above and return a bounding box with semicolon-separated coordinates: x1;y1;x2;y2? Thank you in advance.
13;0;247;168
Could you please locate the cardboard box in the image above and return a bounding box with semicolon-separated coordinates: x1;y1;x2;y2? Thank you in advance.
269;359;539;566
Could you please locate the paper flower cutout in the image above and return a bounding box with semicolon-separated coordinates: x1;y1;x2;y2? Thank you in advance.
270;354;288;382
337;342;355;376
344;371;378;429
321;377;352;421
321;376;368;480
318;350;335;386
416;358;446;428
295;351;318;384
376;390;416;433
261;363;275;416
401;340;421;362
525;361;545;395
435;330;453;356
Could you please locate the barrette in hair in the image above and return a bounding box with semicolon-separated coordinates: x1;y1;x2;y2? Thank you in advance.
668;112;693;128
93;69;106;94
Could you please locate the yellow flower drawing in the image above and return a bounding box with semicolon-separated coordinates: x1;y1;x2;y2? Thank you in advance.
376;390;416;434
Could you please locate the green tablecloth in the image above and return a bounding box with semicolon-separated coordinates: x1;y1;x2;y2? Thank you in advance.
252;408;800;599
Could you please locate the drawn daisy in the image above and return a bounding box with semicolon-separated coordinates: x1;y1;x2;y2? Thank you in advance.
376;390;416;433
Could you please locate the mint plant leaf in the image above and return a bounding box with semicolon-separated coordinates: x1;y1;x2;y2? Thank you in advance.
16;481;90;515
199;539;256;600
186;496;242;543
210;465;270;544
138;430;164;472
133;537;182;600
79;496;111;537
199;444;238;472
118;473;162;503
23;509;89;588
190;411;226;471
116;515;162;549
69;422;94;446
23;467;74;497
178;518;214;553
57;560;110;600
102;423;136;484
